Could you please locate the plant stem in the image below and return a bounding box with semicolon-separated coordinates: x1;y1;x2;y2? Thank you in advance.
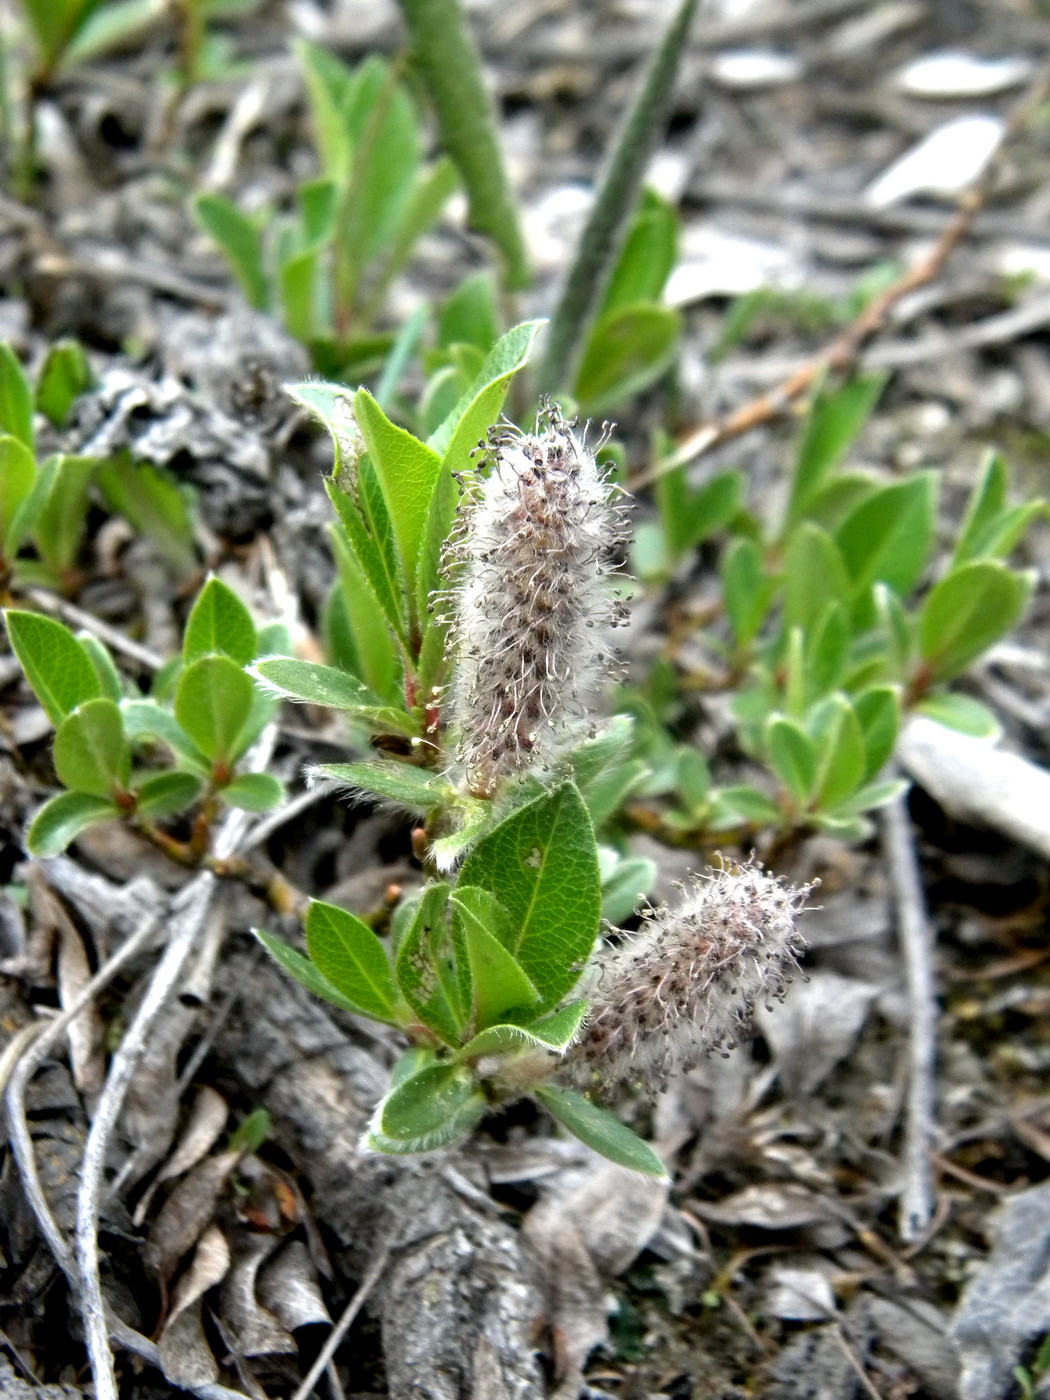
397;0;529;290
538;0;698;394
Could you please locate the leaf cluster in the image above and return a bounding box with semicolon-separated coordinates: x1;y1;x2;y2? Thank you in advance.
631;376;1044;840
6;577;287;857
0;342;196;592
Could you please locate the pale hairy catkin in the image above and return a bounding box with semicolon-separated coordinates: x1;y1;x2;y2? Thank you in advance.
446;401;629;796
567;861;813;1093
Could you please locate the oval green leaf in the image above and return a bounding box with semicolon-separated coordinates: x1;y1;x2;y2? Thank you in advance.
5;610;102;726
305;899;399;1024
535;1085;667;1178
54;698;130;798
174;655;255;764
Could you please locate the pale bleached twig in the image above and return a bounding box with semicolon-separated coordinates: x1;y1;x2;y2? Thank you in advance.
75;873;217;1400
73;727;278;1400
881;790;938;1244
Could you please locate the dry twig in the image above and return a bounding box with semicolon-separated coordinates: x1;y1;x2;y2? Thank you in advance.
630;63;1050;491
881;790;938;1244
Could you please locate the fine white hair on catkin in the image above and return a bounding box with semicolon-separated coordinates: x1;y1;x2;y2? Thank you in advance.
446;400;629;797
566;861;812;1093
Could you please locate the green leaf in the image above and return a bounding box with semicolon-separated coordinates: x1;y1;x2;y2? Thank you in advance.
35;339;91;427
398;0;529;287
174;655;255;764
0;345;33;450
314;761;453;811
96;458;196;577
295;39;356;178
183;577;257;666
220;772;283;811
121;699;210;774
458;1000;587;1059
77;633;123;703
325;478;410;647
766;715;816;807
853;686;901;779
451;887;541;1030
835;473;936;602
786;374;886;527
32;455;98;574
61;0;165;66
134;770;203;818
535;1085;667;1177
708;783;783;829
4;610;102;725
656;467;743;562
600;853;657;924
915;691;1001;740
566;716;646;827
807;694;866;810
783;522;850;633
194;194;270;310
830;777;909;818
918;561;1034;682
353;389;442;592
371;159;460;324
457;783;600;1010
27;791;120;858
600;190;677;316
805;600;850;702
250;657;415;734
327;530;402;701
0;436;38;557
53;698;130;798
373;1063;487;1151
20;0;107;66
253;926;384;1016
722;537;774;646
428;319;544;466
874;582;914;681
305;899;400;1023
336;56;423;273
438;271;500;351
394;883;461;1044
575;303;681;415
948;452;1042;569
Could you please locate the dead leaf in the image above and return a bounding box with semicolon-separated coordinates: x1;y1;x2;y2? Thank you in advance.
524;1159;669;1399
157;1303;220;1390
57;914;106;1103
757;972;877;1097
135;1087;230;1225
257;1239;331;1331
167;1224;232;1326
951;1179;1050;1400
219;1232;297;1358
144;1148;241;1282
693;1183;839;1231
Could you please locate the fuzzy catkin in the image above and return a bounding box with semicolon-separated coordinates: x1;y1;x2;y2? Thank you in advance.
567;862;812;1093
448;404;628;797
